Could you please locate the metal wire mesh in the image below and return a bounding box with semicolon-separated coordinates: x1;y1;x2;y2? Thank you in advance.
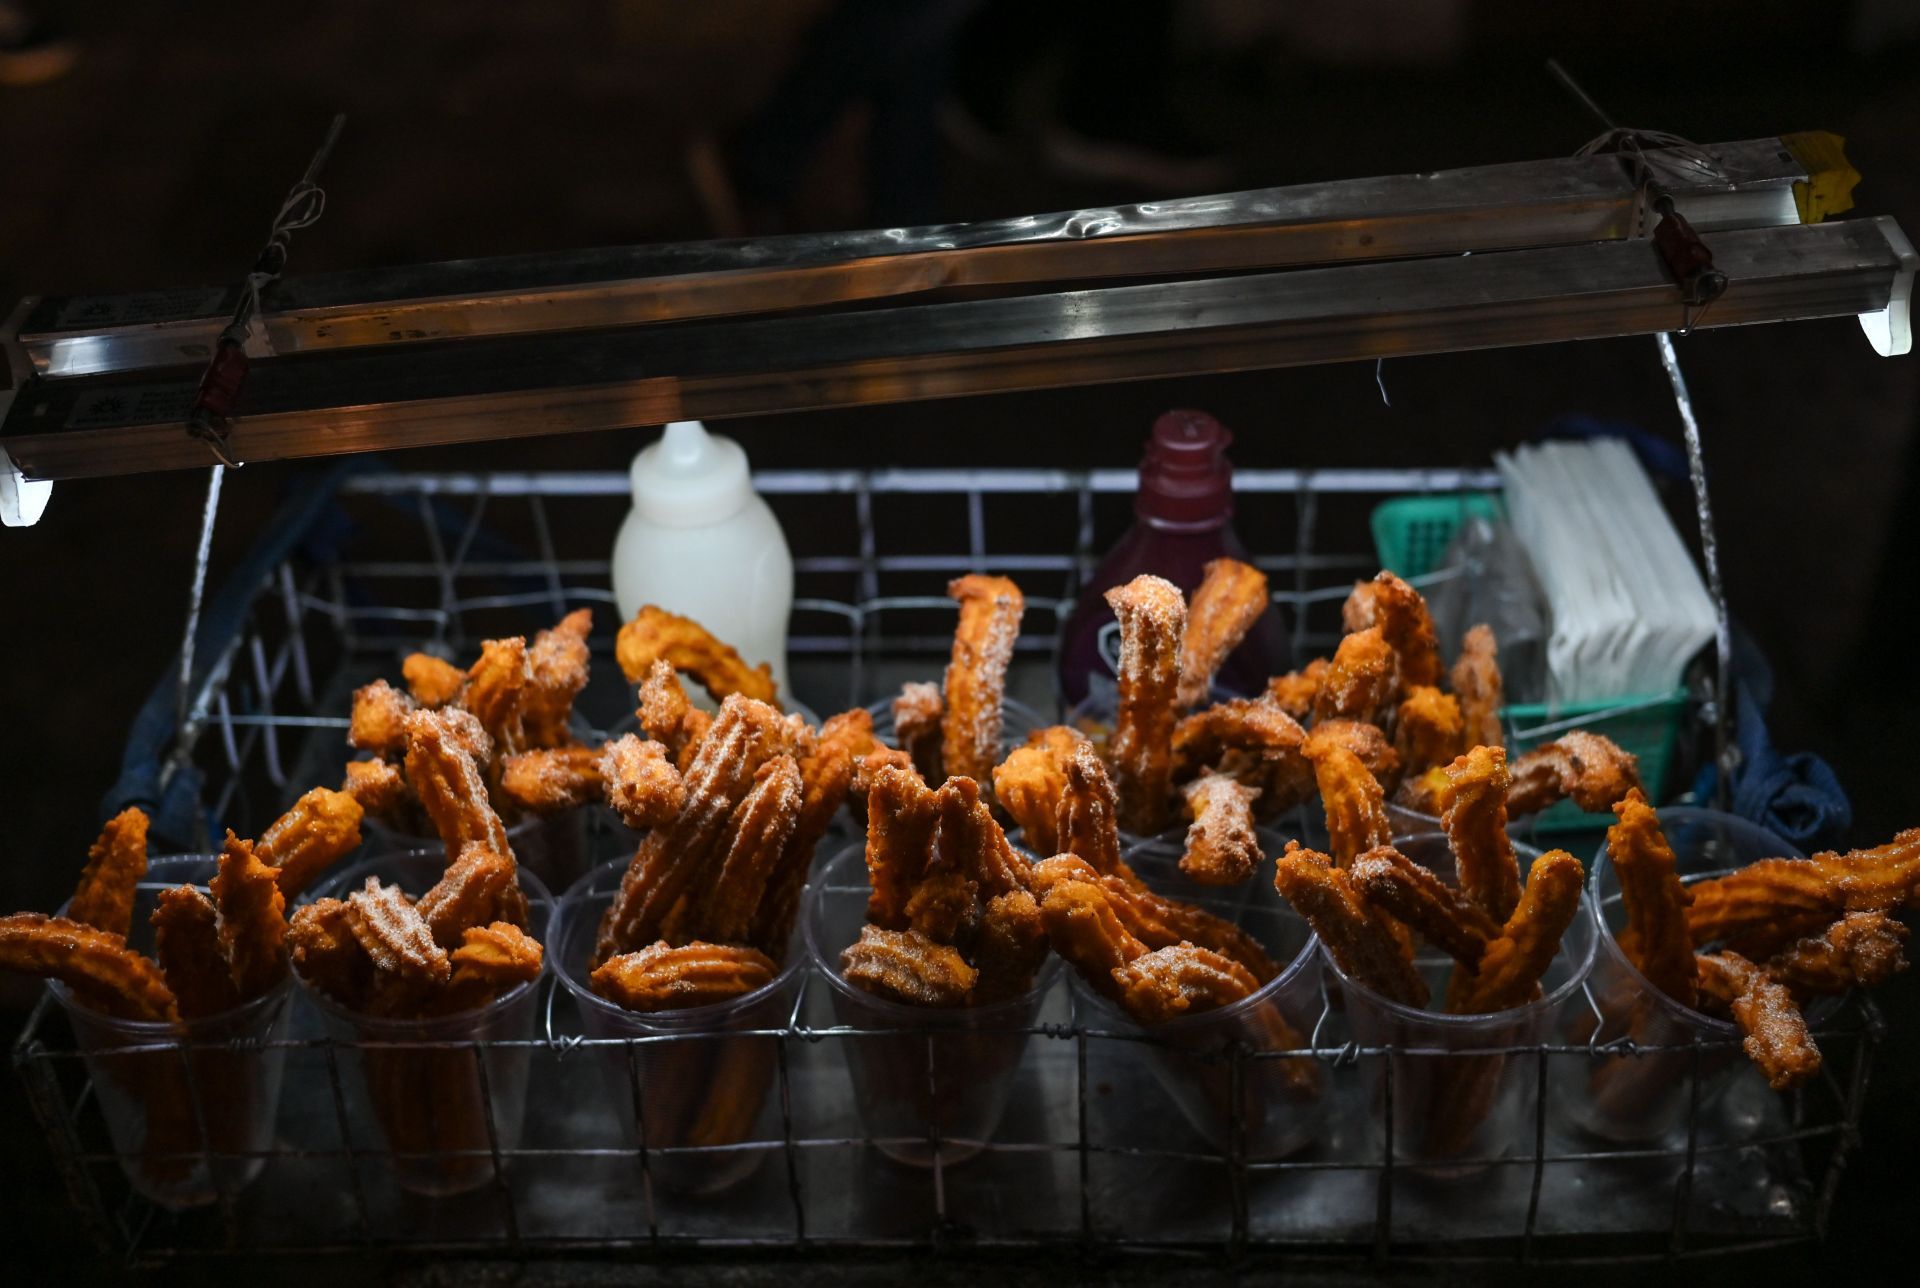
10;466;1873;1264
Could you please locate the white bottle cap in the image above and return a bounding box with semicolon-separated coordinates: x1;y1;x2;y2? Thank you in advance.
628;420;754;527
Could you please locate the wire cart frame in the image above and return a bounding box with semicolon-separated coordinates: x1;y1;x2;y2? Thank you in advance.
10;466;1882;1266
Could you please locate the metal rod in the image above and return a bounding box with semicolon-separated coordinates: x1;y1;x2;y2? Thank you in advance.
10;138;1813;380
5;218;1909;482
1657;331;1737;807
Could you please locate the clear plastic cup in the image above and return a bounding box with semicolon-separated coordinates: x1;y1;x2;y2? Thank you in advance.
1334;832;1596;1174
552;858;806;1195
303;851;551;1197
1572;807;1811;1144
804;845;1059;1167
363;808;591;895
1069;837;1327;1159
47;855;294;1209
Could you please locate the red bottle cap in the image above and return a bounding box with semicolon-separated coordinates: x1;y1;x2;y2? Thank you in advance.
1135;409;1235;531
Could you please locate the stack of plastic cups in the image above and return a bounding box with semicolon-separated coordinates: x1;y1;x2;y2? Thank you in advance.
303;850;551;1198
1332;832;1596;1175
1069;837;1326;1158
804;846;1059;1166
1571;807;1816;1144
47;855;295;1209
553;859;807;1195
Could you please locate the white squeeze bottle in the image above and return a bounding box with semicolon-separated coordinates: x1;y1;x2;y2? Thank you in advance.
611;420;794;701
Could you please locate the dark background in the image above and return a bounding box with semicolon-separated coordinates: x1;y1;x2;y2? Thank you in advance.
2;0;1916;1280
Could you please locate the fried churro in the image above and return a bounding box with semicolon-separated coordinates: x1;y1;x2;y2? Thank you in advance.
971;888;1049;1003
841;926;978;1007
350;679;414;757
592;941;778;1011
0;913;180;1022
499;745;605;814
342;757;410;818
1394;686;1465;776
1694;952;1820;1090
345;878;450;985
597;695;796;961
522;608;592;746
940;575;1025;787
465;637;532;754
683;755;802;946
1170;696;1305;784
69;807;149;939
1104;575;1186;835
1273;842;1426;1007
864;762;944;930
617;604;779;705
1606;789;1696;1007
1057;740;1125;875
1038;879;1148;1002
403;707;513;863
1440;746;1521;921
599;734;687;830
1311;626;1396;727
1349;845;1498;969
1450;850;1583;1014
1112;943;1261;1023
256;787;364;898
211;834;288;999
993;730;1080;853
151;886;242;1020
1179;773;1262;886
748;707;875;956
1266;658;1328;721
288;898;372;1008
1451;625;1503;751
892;681;945;784
402;652;467;708
1304;739;1392;868
1347;572;1443;689
1764;912;1908;1000
417;844;525;950
1508;731;1641;817
638;659;714;770
1177;557;1268;710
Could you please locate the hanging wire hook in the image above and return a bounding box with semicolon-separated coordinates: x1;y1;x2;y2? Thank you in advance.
185;114;346;467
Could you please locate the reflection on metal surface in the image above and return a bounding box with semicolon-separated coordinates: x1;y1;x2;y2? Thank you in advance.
2;218;1909;482
10;139;1808;377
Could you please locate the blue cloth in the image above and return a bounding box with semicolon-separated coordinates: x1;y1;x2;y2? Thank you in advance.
1692;678;1852;852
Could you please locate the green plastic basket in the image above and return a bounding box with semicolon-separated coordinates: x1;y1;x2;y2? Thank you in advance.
1369;492;1504;579
1370;492;1689;830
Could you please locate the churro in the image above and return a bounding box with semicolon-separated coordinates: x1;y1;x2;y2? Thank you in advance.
1273;842;1425;1007
1179;773;1262;885
1606;789;1696;1007
256;787;364;898
598;734;687;830
1177;557;1268;710
840;926;978;1007
592;940;778;1012
892;681;945;784
1104;574;1186;835
1451;625;1503;751
616;604;779;705
499;745;605;814
211;834;289;999
940;574;1025;787
1440;746;1522;920
69;807;149;939
0;913;179;1022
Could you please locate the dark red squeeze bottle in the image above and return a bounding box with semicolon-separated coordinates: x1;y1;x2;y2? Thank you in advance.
1056;409;1288;708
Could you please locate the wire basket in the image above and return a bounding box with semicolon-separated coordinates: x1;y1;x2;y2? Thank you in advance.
11;465;1873;1265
